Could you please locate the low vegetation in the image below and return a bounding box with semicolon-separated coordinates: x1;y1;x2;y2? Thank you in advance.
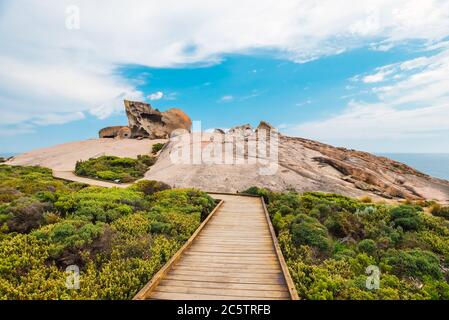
0;165;216;299
75;155;156;183
243;187;449;300
430;203;449;220
151;143;165;155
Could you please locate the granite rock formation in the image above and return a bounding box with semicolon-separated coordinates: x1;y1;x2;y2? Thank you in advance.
98;100;192;140
228;124;253;137
145;123;449;203
125;100;192;139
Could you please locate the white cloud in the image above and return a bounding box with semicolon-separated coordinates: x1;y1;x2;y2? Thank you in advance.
289;45;449;152
148;91;164;100
362;69;394;83
164;92;178;100
1;0;449;133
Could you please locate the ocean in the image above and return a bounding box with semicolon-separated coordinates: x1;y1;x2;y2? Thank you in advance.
380;153;449;181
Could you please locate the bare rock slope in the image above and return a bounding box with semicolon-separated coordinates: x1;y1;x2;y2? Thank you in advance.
146;126;449;203
6;138;166;172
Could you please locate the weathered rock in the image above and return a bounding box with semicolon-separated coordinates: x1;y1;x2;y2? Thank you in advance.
228;124;253;137
124;100;192;139
117;127;132;139
99;126;131;139
256;121;275;132
145;130;449;202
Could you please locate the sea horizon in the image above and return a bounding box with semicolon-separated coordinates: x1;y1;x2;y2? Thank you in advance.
378;153;449;181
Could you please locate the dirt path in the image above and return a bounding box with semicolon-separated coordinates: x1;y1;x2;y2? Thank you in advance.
53;171;131;188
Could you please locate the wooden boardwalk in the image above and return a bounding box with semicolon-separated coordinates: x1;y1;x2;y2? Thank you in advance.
134;193;298;300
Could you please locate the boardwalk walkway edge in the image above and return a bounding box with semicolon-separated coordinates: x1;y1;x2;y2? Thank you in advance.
133;199;225;300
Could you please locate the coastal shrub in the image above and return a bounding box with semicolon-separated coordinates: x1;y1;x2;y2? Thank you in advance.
382;249;442;280
137;154;156;166
6;197;52;233
360;196;373;203
324;211;364;239
390;205;423;231
430;204;449;220
97;170;123;181
32;219;108;266
130;180;171;196
357;239;377;255
242;186;270;203
0;166;216;299
75;155;155;183
152;143;165;154
291;214;331;252
241;186;449;300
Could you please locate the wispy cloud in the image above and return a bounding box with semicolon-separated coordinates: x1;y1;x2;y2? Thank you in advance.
148;91;164;100
290;43;449;152
1;0;449;131
219;95;234;102
362;68;395;83
31;112;85;126
296;100;312;107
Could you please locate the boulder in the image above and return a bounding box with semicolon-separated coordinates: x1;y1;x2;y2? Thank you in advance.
117;127;132;139
256;121;277;140
124;100;192;139
99;126;130;139
213;128;225;134
228;124;253;137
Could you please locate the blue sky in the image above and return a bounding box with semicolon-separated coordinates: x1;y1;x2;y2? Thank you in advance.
1;1;449;154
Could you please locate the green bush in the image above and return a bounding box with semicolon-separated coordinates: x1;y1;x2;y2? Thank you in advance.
0;165;216;299
383;249;442;280
97;170;123;181
250;186;449;300
5;197;52;233
430;204;449;220
75;155;155;183
390;205;423;231
137;154;156;166
130;180;171;196
291;214;331;252
324;211;364;239
357;239;377;255
242;186;270;203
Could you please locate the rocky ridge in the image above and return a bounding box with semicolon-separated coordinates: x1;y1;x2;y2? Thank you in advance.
145;122;449;203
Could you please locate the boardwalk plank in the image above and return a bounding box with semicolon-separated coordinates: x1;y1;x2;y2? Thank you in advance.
135;193;297;300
